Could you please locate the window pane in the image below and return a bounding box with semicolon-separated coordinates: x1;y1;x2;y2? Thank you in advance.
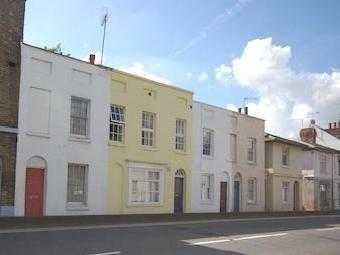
67;164;88;204
141;112;155;146
70;97;89;137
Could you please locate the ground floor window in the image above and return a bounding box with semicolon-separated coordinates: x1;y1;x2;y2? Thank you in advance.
67;163;88;206
282;181;289;202
337;183;340;206
201;174;214;201
247;178;257;204
129;167;162;204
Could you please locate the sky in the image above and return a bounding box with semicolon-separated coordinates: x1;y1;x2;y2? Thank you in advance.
24;0;340;138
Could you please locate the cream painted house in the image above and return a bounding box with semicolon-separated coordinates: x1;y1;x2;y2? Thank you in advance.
265;134;309;212
107;70;193;215
230;108;265;212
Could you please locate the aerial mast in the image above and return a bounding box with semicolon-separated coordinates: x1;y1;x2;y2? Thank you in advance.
100;10;109;65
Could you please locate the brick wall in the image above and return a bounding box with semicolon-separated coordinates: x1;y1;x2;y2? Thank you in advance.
0;0;25;206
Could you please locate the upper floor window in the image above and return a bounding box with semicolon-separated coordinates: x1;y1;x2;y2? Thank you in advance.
247;178;257;204
110;104;125;143
202;128;214;156
201;174;214;201
247;138;256;163
67;163;88;206
70;97;90;137
141;111;156;146
282;181;289;202
175;119;186;151
282;147;289;166
229;134;237;162
338;155;340;176
319;153;327;173
0;158;3;198
230;116;237;130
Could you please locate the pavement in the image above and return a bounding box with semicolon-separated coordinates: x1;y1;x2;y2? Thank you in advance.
0;214;340;255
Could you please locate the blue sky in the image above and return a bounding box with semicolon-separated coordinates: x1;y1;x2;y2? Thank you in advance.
24;0;340;136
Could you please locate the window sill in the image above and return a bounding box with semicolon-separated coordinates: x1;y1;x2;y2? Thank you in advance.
26;131;50;139
203;155;214;160
65;204;89;211
69;136;91;143
281;164;289;168
108;140;126;147
127;202;163;207
174;150;189;155
247;161;257;166
200;200;215;205
139;146;159;152
247;201;257;205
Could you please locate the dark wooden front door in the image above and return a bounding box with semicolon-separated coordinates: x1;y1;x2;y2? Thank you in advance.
174;177;184;214
234;181;240;212
220;182;228;213
25;168;44;217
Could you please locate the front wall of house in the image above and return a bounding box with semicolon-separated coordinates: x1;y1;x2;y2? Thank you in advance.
107;71;193;214
191;102;234;213
15;45;110;216
232;115;265;212
266;142;304;211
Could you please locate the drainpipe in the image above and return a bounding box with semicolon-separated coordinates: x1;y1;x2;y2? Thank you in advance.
332;153;334;210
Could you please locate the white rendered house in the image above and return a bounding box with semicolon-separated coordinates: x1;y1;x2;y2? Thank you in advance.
191;101;235;213
15;44;111;216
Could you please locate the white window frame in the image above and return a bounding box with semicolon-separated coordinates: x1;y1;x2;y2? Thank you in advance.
141;111;156;147
110;104;126;143
70;96;90;138
128;167;163;205
282;181;289;203
230;116;237;130
337;155;340;176
337;183;340;207
229;134;237;162
247;137;257;163
202;128;214;157
282;147;289;166
175;119;186;151
319;153;327;174
67;163;88;207
247;178;257;204
201;174;214;201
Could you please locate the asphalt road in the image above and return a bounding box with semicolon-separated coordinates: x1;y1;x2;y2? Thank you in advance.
0;215;340;255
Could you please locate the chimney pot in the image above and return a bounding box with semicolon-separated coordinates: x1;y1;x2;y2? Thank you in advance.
334;122;337;129
89;54;96;64
329;122;332;129
244;106;248;115
238;108;242;114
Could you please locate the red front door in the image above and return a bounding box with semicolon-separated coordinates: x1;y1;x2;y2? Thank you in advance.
25;168;44;217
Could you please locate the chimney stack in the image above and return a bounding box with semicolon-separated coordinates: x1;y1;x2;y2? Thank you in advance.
334;122;337;129
89;54;96;65
329;122;332;129
244;106;248;115
238;108;242;114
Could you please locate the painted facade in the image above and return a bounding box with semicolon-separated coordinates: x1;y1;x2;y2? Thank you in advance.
265;134;308;212
107;70;193;215
191;102;235;213
15;44;111;216
231;110;266;212
300;126;340;211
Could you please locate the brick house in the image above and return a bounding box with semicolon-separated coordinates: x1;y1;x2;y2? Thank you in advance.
0;0;26;216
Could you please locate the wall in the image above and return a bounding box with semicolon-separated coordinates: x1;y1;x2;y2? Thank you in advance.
107;70;193;214
232;114;265;212
266;142;304;211
15;45;110;216
0;0;25;215
191;102;234;213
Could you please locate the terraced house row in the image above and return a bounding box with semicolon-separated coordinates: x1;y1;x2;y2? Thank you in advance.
1;0;340;217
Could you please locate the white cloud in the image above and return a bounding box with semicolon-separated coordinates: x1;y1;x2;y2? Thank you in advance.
215;64;233;84
198;72;208;82
186;72;193;80
122;62;170;84
216;37;340;137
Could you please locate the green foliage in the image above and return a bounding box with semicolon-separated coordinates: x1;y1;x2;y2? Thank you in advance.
43;43;70;56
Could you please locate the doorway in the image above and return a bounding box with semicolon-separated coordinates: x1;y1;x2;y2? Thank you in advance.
234;173;242;212
220;182;228;213
25;168;44;217
174;169;185;214
293;181;299;211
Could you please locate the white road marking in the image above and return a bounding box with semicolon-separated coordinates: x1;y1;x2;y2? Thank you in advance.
192;233;288;246
88;252;121;255
315;227;340;232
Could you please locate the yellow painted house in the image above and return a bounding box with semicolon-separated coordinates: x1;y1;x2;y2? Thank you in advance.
107;69;193;215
